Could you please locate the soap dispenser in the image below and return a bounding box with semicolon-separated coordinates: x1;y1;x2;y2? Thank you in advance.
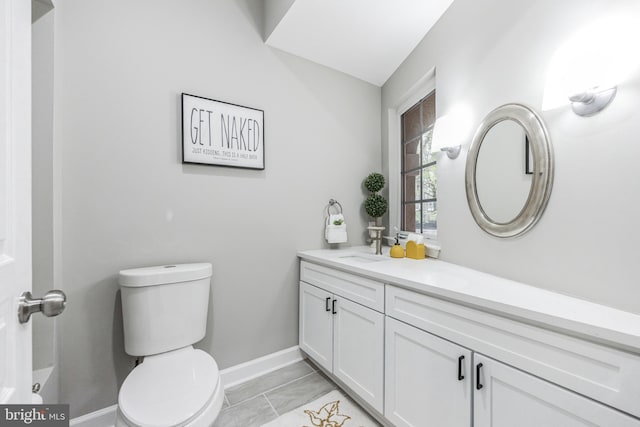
390;234;404;258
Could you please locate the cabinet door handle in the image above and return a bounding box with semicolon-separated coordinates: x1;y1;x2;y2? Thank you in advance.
332;299;337;314
476;363;484;390
457;355;465;381
325;297;331;312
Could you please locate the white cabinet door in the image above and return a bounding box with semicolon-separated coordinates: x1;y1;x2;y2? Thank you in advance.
299;282;333;372
333;297;384;412
474;354;640;427
385;317;472;427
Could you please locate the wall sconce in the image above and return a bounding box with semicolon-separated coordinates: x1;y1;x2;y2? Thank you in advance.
437;145;461;159
568;86;617;117
543;15;639;114
431;127;461;159
431;105;471;159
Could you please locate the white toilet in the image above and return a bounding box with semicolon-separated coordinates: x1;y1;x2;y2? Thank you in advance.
115;263;223;427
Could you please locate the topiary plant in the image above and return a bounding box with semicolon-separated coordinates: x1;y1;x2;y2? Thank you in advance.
363;172;387;221
363;172;387;255
365;194;387;218
364;173;385;193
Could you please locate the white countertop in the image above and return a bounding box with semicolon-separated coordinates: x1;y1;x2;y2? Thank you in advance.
298;246;640;353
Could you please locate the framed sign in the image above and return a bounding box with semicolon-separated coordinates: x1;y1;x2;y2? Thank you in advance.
182;93;264;169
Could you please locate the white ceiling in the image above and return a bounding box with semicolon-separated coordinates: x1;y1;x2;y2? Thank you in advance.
264;0;455;86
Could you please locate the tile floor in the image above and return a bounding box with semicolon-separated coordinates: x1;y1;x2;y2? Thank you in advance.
214;359;380;427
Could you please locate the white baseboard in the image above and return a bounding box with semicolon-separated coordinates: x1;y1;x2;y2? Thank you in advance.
69;345;303;427
69;404;117;427
220;345;304;389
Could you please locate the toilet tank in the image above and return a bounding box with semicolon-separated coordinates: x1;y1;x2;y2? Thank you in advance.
119;263;212;357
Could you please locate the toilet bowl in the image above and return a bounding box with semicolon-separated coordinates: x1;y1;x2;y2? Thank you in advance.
116;263;222;427
116;347;224;427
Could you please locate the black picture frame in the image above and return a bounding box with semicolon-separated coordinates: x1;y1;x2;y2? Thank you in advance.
181;93;265;170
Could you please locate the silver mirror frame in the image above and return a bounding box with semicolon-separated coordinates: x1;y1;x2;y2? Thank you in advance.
465;103;554;238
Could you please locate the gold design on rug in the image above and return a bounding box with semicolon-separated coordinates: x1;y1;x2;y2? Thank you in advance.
303;399;351;427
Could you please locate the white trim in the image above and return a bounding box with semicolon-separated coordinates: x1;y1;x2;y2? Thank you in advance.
387;108;402;233
395;68;437;116
69;346;304;427
387;68;437;233
69;404;117;427
220;345;304;389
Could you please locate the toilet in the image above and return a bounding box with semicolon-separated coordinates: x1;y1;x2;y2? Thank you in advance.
115;263;223;427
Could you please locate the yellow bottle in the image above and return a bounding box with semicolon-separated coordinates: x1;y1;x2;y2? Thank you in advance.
406;240;426;259
390;234;405;258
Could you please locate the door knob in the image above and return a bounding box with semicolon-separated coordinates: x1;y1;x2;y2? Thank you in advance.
18;290;67;324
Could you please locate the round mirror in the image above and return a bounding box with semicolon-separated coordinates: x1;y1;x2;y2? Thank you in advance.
465;104;553;238
475;119;530;223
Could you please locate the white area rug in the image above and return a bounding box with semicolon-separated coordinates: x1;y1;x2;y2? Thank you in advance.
261;390;379;427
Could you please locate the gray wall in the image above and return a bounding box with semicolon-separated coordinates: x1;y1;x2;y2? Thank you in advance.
382;0;640;314
53;0;380;417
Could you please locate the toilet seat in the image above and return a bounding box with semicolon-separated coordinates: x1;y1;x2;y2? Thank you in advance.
118;346;221;427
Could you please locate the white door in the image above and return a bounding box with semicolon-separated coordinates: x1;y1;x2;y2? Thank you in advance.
0;0;33;404
474;354;640;427
299;282;333;371
385;317;472;427
333;297;384;413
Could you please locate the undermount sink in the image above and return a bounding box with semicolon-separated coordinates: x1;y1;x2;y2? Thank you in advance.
337;254;386;264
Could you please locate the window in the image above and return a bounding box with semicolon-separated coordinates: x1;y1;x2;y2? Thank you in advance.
401;91;437;236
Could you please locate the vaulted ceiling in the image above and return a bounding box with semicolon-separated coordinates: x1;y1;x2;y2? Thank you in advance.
264;0;455;86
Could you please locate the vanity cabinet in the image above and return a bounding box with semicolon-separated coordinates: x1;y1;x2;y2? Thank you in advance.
386;312;640;427
385;285;640;427
299;262;384;412
298;253;640;427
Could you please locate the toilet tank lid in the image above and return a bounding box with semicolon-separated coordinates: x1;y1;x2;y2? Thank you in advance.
119;263;212;287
